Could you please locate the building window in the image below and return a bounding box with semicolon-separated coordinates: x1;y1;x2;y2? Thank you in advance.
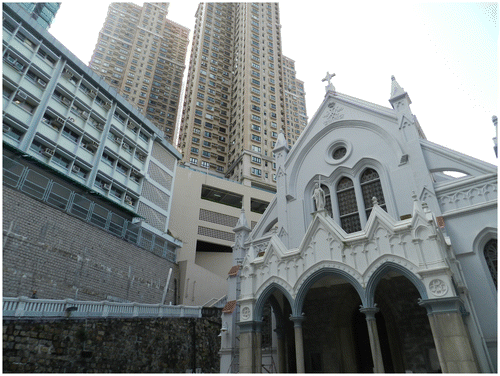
360;168;386;218
336;177;361;233
484;239;497;289
251;198;269;214
251;167;262;176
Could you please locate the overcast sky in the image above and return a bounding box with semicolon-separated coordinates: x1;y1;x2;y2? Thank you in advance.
49;1;498;165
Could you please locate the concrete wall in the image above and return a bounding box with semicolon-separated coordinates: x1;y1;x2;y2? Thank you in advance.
3;316;221;373
170;165;274;306
3;186;179;304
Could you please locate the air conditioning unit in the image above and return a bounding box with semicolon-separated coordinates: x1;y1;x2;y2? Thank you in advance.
95;123;103;131
37;78;47;87
82;111;89;119
103;183;111;190
125;195;132;202
127;122;134;129
17;91;27;100
89;90;97;98
62;69;72;78
91;141;99;147
72;165;80;173
6;55;16;65
103;102;111;109
42;148;54;157
138;154;145;161
3;125;11;133
132;169;139;175
122;143;130;150
62;97;71;105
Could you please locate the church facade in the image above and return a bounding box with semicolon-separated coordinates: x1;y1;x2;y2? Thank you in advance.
220;77;497;373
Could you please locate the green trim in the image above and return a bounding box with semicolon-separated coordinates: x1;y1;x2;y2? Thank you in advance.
3;141;142;218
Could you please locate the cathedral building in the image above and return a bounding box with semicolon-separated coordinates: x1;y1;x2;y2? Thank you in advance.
221;76;497;373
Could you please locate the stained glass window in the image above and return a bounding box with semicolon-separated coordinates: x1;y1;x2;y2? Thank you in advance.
360;168;386;219
337;177;361;233
321;184;333;217
484;239;497;289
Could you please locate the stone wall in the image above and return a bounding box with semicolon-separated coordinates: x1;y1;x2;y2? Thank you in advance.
3;316;221;373
3;186;179;304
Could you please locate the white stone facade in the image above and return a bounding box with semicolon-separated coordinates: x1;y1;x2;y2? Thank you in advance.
222;77;497;373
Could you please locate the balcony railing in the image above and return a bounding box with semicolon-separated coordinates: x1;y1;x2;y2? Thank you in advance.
3;297;202;319
3;153;176;262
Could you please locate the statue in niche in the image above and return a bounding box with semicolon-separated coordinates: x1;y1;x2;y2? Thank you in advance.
313;183;326;211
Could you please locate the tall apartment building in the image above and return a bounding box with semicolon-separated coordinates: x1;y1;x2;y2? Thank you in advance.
178;3;308;192
282;56;308;147
88;2;189;144
18;2;61;29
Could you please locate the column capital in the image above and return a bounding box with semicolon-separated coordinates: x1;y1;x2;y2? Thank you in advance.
237;320;257;333
254;320;264;333
418;296;464;315
289;314;306;327
359;306;379;321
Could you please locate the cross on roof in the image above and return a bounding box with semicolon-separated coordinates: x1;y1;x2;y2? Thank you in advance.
322;72;336;85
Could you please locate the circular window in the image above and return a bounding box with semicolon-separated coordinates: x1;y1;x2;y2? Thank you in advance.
325;139;352;165
333;146;347;160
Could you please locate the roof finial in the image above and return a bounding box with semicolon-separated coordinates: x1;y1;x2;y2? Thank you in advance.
322;71;336;93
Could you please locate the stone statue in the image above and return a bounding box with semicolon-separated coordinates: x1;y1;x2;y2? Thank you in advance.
313;183;326;211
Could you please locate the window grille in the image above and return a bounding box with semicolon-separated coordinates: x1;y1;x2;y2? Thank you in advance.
360;168;386;219
484;239;497;289
336;177;361;233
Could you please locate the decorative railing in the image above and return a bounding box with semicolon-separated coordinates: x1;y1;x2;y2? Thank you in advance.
3;297;202;319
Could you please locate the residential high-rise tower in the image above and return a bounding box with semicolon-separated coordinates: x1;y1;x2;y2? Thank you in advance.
178;3;308;191
89;2;189;144
18;2;61;29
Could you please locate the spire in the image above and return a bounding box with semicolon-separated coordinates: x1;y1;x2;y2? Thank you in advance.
274;131;287;152
389;75;412;110
390;75;404;99
492;115;498;157
234;207;251;232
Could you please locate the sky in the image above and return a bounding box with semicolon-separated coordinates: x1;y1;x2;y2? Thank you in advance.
49;1;499;165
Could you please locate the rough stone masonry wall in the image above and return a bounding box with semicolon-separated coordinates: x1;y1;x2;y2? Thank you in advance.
3;186;179;304
3;316;221;373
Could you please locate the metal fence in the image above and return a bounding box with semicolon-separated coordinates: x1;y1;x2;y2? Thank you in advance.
3;154;176;262
3;297;202;319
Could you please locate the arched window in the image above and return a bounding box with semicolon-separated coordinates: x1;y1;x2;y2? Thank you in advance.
484;239;497;289
360;168;386;219
321;184;333;217
336;177;361;233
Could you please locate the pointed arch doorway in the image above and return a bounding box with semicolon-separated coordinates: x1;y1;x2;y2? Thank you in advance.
298;270;438;373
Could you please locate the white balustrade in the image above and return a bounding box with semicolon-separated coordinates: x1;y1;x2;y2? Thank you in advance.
3;297;203;319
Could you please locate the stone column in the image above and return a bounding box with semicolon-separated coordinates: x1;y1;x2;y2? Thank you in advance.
254;320;263;373
290;315;306;373
359;307;385;373
238;321;255;373
274;325;286;373
419;297;478;373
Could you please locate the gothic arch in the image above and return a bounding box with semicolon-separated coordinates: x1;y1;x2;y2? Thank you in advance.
473;227;498;292
254;281;295;322
365;261;427;307
293;265;366;316
287;119;406;199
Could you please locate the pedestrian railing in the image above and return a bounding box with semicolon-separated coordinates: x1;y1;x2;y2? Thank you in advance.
3;297;202;319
